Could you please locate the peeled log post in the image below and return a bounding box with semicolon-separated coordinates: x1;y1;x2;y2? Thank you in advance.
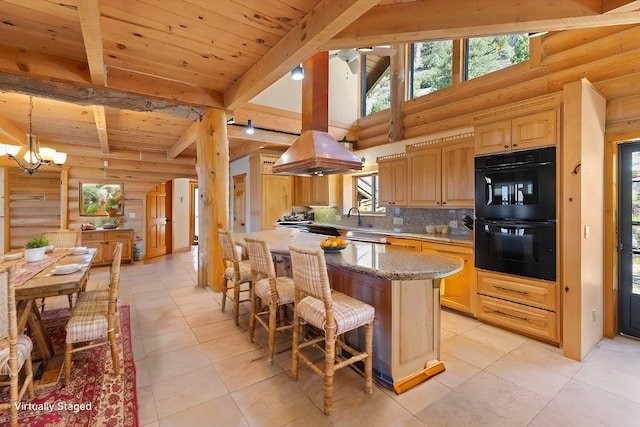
196;109;228;291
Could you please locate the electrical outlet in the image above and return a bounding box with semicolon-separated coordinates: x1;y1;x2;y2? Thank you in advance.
335;215;341;221
592;308;596;322
393;217;403;225
449;220;458;228
129;212;136;219
584;225;590;238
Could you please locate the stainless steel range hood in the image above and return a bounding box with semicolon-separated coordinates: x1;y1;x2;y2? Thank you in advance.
272;52;363;176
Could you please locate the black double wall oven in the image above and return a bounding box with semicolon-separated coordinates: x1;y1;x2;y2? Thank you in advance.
474;146;557;281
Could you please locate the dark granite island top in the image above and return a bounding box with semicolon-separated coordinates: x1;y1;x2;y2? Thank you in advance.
234;228;463;393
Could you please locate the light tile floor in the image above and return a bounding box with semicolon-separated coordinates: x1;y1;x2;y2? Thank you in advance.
48;247;640;426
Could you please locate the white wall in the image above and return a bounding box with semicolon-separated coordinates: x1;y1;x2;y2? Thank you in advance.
172;178;191;252
250;59;358;124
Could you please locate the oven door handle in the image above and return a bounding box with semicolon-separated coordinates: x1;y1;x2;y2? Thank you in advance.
478;220;554;228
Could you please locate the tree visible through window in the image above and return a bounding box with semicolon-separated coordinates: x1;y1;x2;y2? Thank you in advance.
411;41;453;98
465;34;529;80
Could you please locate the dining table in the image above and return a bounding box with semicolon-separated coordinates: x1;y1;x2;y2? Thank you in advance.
1;247;97;387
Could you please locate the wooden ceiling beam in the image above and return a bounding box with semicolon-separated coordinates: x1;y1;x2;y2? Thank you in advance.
91;105;109;154
43;142;196;165
603;0;640;13
327;0;640;50
226;125;297;146
168;120;199;159
0;72;205;120
78;0;106;86
0;42;224;112
66;154;196;176
0;114;25;146
223;0;380;111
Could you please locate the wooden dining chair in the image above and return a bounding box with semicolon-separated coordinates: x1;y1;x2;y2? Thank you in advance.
41;229;81;310
289;246;375;415
75;243;122;306
218;230;252;326
64;243;122;386
0;266;35;427
244;237;295;362
43;229;80;249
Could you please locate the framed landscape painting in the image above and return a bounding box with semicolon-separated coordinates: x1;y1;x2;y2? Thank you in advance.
80;182;124;216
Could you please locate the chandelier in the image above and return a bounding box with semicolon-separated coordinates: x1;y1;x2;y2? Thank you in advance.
0;96;66;175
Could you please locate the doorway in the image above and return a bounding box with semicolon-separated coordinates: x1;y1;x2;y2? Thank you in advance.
233;173;247;233
146;182;172;259
618;142;640;338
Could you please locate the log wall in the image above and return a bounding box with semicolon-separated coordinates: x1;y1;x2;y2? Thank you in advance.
357;24;640;148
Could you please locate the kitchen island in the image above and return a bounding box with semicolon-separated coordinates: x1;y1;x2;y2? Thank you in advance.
235;228;463;392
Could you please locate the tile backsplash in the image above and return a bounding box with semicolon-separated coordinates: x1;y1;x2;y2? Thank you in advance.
313;206;474;235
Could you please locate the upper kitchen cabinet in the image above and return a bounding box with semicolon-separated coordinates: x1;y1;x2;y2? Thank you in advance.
474;95;561;156
293;175;342;207
406;134;475;208
249;152;292;231
377;153;407;206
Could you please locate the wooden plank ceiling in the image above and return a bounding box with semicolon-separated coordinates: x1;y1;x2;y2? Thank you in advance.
0;0;638;182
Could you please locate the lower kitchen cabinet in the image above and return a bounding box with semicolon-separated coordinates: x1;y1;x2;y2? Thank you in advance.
422;241;474;315
387;237;475;315
81;228;134;265
475;269;559;343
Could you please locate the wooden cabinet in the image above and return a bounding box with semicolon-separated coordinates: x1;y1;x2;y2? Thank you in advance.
293;175;342;206
81;229;133;265
387;237;475;315
249;152;292;231
422;241;474;315
475;270;559;342
261;175;292;230
475;109;558;156
377;153;407;206
406;135;474;208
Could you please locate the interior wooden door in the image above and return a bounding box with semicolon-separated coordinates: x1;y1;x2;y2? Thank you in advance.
146;182;171;258
233;173;246;233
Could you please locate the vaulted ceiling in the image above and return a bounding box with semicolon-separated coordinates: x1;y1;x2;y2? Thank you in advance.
0;0;639;181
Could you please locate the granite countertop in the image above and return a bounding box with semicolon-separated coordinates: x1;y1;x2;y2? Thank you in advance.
235;228;463;281
310;222;474;246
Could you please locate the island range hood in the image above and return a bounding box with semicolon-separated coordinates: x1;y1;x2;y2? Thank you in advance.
272;52;362;176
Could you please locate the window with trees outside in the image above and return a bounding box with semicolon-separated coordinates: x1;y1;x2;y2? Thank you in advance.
353;173;385;214
411;40;453;99
362;55;391;116
465;34;530;80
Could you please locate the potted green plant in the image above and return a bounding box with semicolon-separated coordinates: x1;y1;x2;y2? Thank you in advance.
101;217;120;229
24;235;49;262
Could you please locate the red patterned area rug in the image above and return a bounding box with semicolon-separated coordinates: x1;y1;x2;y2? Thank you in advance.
0;305;138;426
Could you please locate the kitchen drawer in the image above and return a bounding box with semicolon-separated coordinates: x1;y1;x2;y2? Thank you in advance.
476;294;558;342
105;231;133;241
81;232;105;243
476;270;557;311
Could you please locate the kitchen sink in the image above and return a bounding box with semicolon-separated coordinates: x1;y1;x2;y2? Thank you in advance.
339;230;388;244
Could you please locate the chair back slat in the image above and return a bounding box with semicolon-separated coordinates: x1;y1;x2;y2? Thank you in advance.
218;230;241;263
43;230;79;248
244;238;276;280
109;243;123;314
289;246;333;310
0;268;9;340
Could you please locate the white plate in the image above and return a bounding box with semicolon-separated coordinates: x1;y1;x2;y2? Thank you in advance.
3;252;24;261
52;263;81;275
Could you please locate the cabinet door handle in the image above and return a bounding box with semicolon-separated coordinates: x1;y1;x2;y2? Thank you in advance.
493;309;528;322
512;143;518;147
493;285;529;295
503;144;509;148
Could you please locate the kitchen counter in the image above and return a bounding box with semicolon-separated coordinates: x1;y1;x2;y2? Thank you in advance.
238;228;463;280
235;228;463;392
276;221;474;246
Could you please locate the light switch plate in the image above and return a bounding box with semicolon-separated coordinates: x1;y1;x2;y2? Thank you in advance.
393;217;403;225
449;220;458;228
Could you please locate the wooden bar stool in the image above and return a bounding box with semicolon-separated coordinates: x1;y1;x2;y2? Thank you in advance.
244;237;295;362
289;246;375;415
218;230;252;326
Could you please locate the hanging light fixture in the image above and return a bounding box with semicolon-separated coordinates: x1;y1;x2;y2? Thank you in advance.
245;119;255;135
291;64;304;80
0;96;66;175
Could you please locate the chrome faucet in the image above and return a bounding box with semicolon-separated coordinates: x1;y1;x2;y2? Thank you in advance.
347;206;362;227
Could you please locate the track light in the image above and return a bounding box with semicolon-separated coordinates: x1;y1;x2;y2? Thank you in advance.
291;64;304;80
245;119;255;135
